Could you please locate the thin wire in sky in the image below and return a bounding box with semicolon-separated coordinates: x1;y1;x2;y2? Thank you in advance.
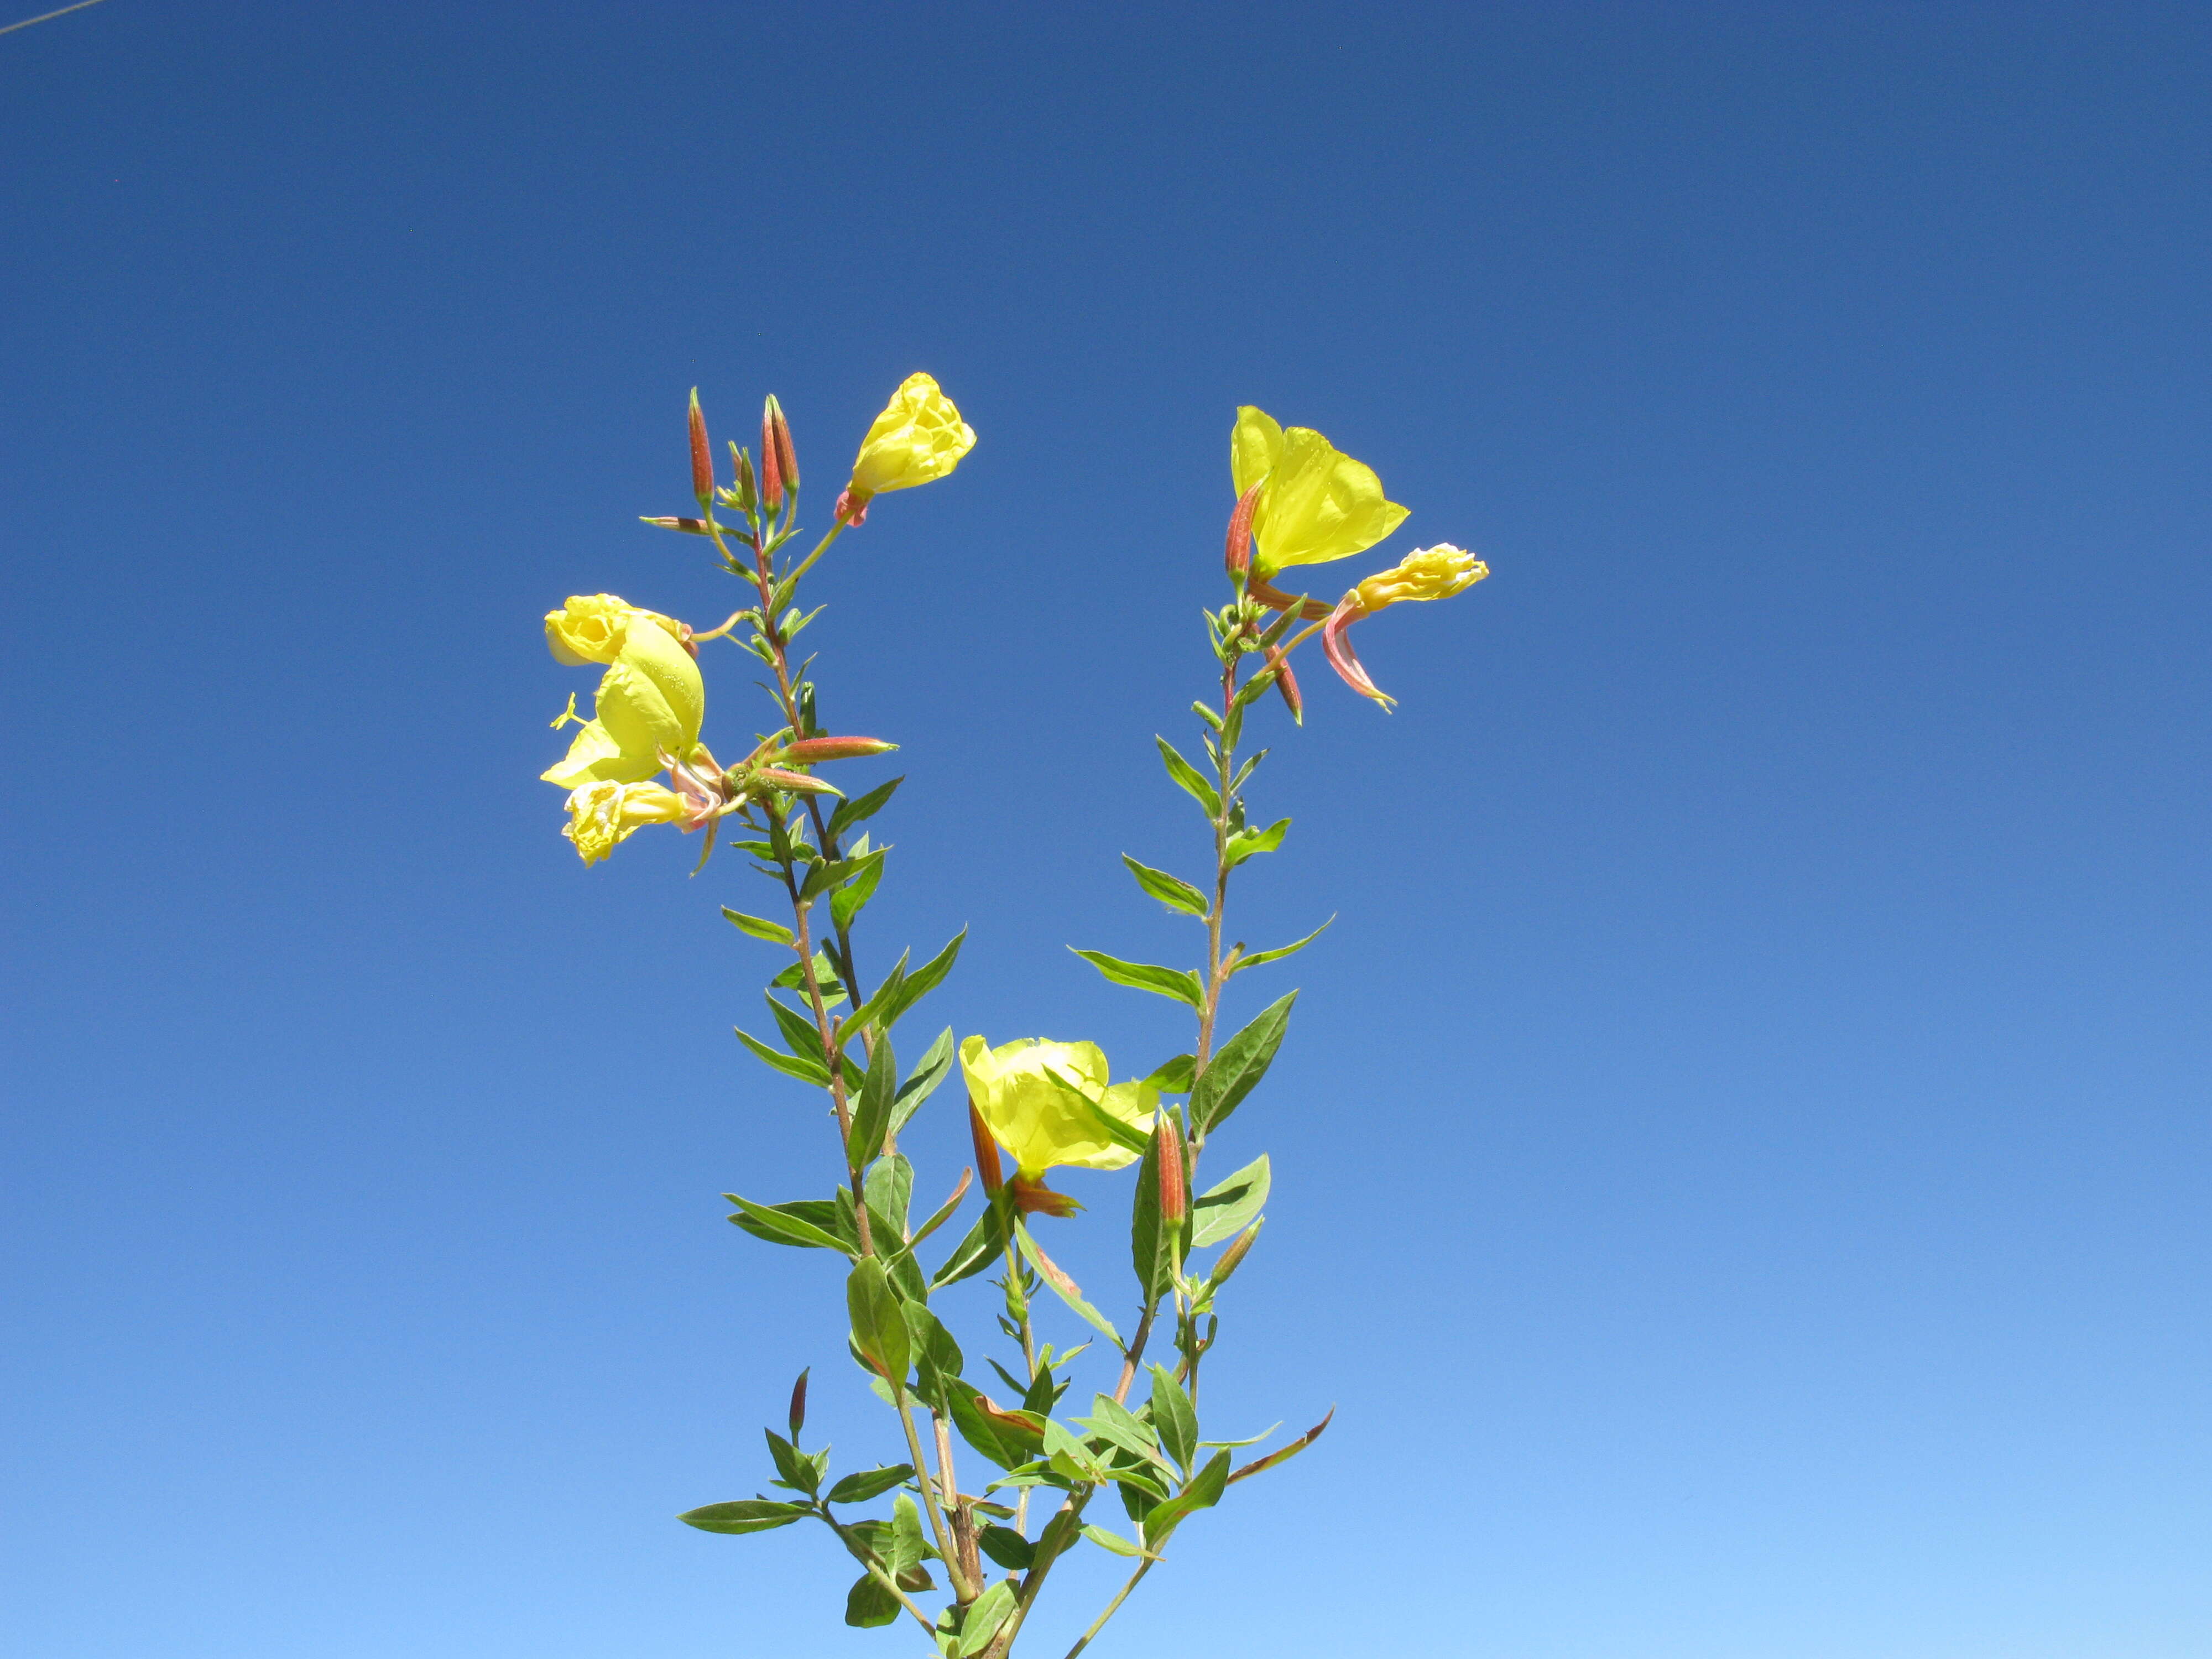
0;0;109;38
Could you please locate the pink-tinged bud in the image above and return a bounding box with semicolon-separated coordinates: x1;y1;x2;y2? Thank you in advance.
778;736;898;763
1224;482;1261;580
1209;1219;1261;1287
766;393;799;491
968;1099;1005;1197
1321;594;1395;709
729;442;756;512
640;515;713;535
688;389;713;505
1247;573;1335;621
1010;1173;1082;1217
751;766;844;796
1155;1115;1187;1227
1264;645;1303;725
788;1367;810;1438
759;400;785;512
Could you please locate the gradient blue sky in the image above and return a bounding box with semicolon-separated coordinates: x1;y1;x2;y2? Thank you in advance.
5;4;2209;1655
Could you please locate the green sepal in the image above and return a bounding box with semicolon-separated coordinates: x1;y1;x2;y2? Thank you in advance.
1068;947;1205;1010
1190;991;1296;1134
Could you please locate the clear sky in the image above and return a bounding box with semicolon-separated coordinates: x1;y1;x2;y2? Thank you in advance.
4;4;2208;1656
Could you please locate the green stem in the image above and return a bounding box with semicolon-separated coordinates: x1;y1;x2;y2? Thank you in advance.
1061;1559;1156;1658
894;1386;976;1604
812;1510;938;1635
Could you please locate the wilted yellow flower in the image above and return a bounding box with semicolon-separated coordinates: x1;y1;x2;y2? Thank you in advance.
541;606;705;789
960;1036;1157;1177
1346;544;1488;614
843;373;975;514
1230;405;1408;577
544;593;688;666
562;780;687;864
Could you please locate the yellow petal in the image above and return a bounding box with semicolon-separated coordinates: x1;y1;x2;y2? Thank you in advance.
1251;427;1408;574
612;615;704;747
848;373;976;498
1230;405;1285;498
562;780;686;864
960;1035;1148;1176
540;718;658;789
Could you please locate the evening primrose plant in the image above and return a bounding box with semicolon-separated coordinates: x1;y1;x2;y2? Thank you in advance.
536;383;1485;1655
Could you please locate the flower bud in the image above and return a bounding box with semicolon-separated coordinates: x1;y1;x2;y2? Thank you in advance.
759;398;785;512
1265;645;1303;726
766;393;799;492
688;389;713;505
1155;1114;1187;1227
968;1099;1005;1197
751;765;844;797
776;736;898;764
1208;1219;1262;1288
640;515;712;535
729;442;756;512
1224;482;1261;580
788;1367;810;1439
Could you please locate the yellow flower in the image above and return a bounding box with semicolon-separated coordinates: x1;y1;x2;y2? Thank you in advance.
540;603;705;790
544;593;687;666
1230;405;1408;578
843;373;975;513
561;780;687;864
959;1036;1157;1177
1347;544;1489;614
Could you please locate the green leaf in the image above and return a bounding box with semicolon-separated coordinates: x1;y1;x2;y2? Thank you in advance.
1143;1054;1196;1094
1121;855;1209;919
1129;1118;1182;1303
1156;737;1221;817
1227;1406;1334;1485
802;846;880;902
845;1035;899;1166
949;1385;1045;1470
977;1525;1034;1571
955;1581;1017;1657
721;908;795;947
677;1498;808;1535
1077;1394;1167;1471
863;1153;914;1238
1222;817;1290;868
830;854;885;931
1149;1365;1198;1474
763;1428;827;1495
725;1193;853;1254
733;1026;831;1087
846;1258;910;1384
763;994;828;1063
902;1301;964;1412
931;1190;1011;1288
1086;1521;1154;1558
1190;1154;1270;1248
770;953;847;1005
1231;916;1334;974
841;950;910;1040
875;928;966;1029
842;1572;901;1629
828;775;904;841
1068;947;1205;1010
889;1027;955;1139
1189;991;1296;1134
889;1493;928;1578
1141;1449;1230;1548
1015;1226;1124;1347
827;1463;916;1505
1041;1067;1151;1158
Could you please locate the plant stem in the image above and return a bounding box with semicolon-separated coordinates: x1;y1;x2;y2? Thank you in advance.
812;1510;938;1636
1061;1559;1155;1658
894;1387;975;1604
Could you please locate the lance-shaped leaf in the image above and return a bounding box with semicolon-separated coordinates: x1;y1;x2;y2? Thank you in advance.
1155;736;1222;816
721;908;796;946
764;1428;827;1495
734;1026;831;1087
826;1463;916;1505
830;849;885;931
841;951;910;1041
1226;1406;1335;1485
726;1193;854;1255
844;1035;899;1166
1190;991;1296;1134
863;1153;914;1239
931;1187;1011;1289
1190;1154;1270;1248
1230;916;1334;975
1015;1225;1124;1347
1077;1394;1171;1474
902;1301;964;1412
875;928;966;1030
828;775;904;841
846;1258;910;1384
1082;1524;1157;1559
888;1027;955;1138
907;1166;971;1253
1041;1066;1152;1159
1149;1365;1198;1474
770;952;847;1005
949;1387;1045;1470
1223;817;1290;868
1141;1449;1229;1549
1122;854;1209;919
1144;1053;1196;1094
678;1498;808;1535
1068;947;1206;1010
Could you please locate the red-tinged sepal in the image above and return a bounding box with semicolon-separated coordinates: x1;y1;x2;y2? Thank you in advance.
1248;574;1334;621
1265;644;1303;725
835;486;870;526
766;393;799;491
1321;597;1395;709
968;1100;1005;1198
1010;1174;1082;1217
759;398;785;512
1224;482;1261;580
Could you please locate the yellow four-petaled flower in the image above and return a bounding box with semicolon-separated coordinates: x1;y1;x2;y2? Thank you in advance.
960;1036;1157;1178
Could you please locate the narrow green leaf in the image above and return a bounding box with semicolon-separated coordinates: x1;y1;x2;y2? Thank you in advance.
826;1463;916;1505
907;1166;971;1253
1082;1523;1155;1558
763;994;828;1063
1189;991;1296;1134
841;948;910;1040
725;1193;853;1254
830;853;884;931
721;908;796;946
1227;1406;1334;1485
1121;854;1209;919
875;928;966;1029
1230;916;1334;974
1141;1449;1230;1548
888;1027;955;1138
677;1498;808;1535
1041;1067;1152;1157
1068;947;1205;1010
1190;1154;1270;1248
1143;1054;1197;1094
977;1525;1035;1571
1015;1226;1124;1347
1156;735;1222;816
1222;817;1290;868
846;1257;910;1384
1078;1394;1166;1470
734;1026;831;1086
1149;1365;1198;1473
842;1572;901;1628
845;1035;900;1166
930;1189;1010;1289
863;1153;914;1238
770;953;847;1005
902;1301;964;1411
828;775;904;841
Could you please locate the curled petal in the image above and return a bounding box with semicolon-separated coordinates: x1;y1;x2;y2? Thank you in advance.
1321;597;1395;709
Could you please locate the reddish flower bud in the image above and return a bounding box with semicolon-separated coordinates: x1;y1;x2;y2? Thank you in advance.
766;392;799;491
640;515;712;535
968;1099;1005;1197
1155;1114;1187;1226
1264;645;1303;726
1208;1219;1262;1287
1010;1174;1082;1217
787;1367;810;1438
687;389;713;505
1224;482;1261;580
759;400;785;512
750;765;844;796
777;736;898;764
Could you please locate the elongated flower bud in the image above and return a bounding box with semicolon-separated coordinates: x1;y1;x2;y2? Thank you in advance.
751;765;844;796
777;736;898;764
729;442;756;512
759;399;785;512
688;389;713;505
968;1099;1005;1196
1208;1218;1262;1287
1265;644;1303;726
1224;482;1261;580
1156;1114;1187;1226
766;393;799;491
640;515;711;535
788;1367;810;1438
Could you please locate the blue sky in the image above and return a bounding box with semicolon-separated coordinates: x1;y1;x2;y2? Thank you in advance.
4;3;2208;1655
